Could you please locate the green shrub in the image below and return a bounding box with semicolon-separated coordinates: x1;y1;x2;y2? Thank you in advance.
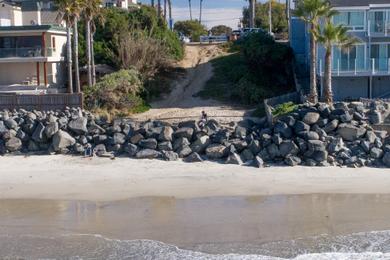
272;102;298;117
174;20;208;42
84;69;145;112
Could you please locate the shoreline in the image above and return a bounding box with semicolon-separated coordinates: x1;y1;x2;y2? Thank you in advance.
1;155;390;201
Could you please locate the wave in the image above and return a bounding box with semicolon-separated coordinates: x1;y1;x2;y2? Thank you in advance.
2;231;390;259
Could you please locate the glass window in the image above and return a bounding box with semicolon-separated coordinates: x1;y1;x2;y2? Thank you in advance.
333;11;364;30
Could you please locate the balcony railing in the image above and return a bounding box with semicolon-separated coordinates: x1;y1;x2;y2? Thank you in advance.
0;47;54;58
318;58;390;76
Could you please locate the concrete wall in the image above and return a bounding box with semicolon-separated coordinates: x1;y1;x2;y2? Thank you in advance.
49;32;67;58
332;77;369;101
22;11;41;25
372;76;390;98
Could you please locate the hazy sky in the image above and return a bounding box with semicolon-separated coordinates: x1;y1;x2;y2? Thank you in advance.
138;0;255;29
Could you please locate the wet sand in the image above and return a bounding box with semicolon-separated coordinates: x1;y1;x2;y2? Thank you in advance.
1;155;390;201
2;194;390;258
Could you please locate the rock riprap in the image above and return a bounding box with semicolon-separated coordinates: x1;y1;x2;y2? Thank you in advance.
0;101;389;168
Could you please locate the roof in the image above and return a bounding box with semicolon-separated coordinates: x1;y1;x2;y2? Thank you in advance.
329;0;390;7
0;24;67;32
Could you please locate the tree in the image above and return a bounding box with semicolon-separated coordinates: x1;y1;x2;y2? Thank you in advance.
174;20;207;42
82;0;102;88
167;0;172;30
316;19;358;104
210;25;232;35
294;0;335;103
55;0;82;93
243;1;287;34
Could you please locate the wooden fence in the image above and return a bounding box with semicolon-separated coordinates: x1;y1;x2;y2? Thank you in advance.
0;93;83;111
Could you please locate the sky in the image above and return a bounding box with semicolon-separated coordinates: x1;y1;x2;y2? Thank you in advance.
138;0;271;29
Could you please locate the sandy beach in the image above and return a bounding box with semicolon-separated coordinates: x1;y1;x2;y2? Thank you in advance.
0;155;390;201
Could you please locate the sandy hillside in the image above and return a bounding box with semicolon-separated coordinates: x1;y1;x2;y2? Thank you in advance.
131;44;256;123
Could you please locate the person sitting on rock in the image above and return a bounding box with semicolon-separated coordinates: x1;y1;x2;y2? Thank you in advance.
198;111;208;129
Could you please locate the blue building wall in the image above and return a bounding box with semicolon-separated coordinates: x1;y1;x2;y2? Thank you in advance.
290;17;309;71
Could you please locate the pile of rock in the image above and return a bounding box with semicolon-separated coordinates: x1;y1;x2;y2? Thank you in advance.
0;101;389;168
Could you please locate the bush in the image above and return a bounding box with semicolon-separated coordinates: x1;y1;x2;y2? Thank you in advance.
84;69;145;112
272;102;298;117
174;20;208;42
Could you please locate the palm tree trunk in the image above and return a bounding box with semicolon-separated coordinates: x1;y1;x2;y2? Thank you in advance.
66;25;73;93
164;0;167;20
168;0;172;30
91;33;96;85
324;48;333;104
73;19;80;93
249;0;255;28
188;0;192;20
309;25;318;103
157;0;161;17
86;19;92;88
151;0;154;7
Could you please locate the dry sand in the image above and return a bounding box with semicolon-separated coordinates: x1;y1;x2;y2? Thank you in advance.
1;155;390;201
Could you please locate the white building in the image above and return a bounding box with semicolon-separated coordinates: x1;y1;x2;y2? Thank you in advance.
0;0;68;93
102;0;137;9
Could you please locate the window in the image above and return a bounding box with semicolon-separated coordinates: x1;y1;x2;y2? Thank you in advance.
52;37;56;49
332;44;365;71
369;11;385;33
333;11;365;31
371;44;390;71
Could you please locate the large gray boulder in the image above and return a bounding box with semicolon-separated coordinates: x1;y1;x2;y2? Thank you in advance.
206;144;228;159
225;152;243;165
32;122;46;142
158;126;173;142
279;140;299;157
139;138;157;149
190;135;210;154
383;152;390;167
136;149;161;159
174;127;194;140
158;141;173;151
308;140;326;152
184;152;203;163
124;143;138;157
52;130;76;152
323;119;339;133
5;137;22;152
337;123;366;141
302;112;320;125
161;150;179;161
45;122;59;139
112;133;126;145
130;133;144;144
68;117;88;135
285;155;301;166
173;137;190;151
4;118;18;129
274;121;292;139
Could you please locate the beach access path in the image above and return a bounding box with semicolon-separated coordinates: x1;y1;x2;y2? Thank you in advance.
0;155;390;201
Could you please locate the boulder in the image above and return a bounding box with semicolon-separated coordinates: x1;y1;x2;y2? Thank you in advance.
248;140;261;154
184;152;203;163
304;131;320;141
4;118;18;129
158;126;174;142
0;121;7;135
308;140;326;152
5;137;22;152
158;141;173;151
32;122;46;143
267;143;280;159
370;147;384;159
225;152;243;165
279;140;299;157
302;112;320;125
45;122;59;138
177;145;192;158
16;129;29;142
323;119;339;133
173;137;190;151
68;117;88;135
136;149;161;159
130;133;144;144
240;149;254;162
253;156;265;168
139;138;158;150
294;121;310;134
234;125;247;138
285;155;301;166
161;150;179;161
274;121;292;139
124;143;138;157
337;123;366;141
52;130;76;152
87;121;105;135
112;133;126;145
368;111;382;124
94;144;107;157
382;152;390;167
190;135;210;154
205;144;228;159
174;127;194;140
27;140;40;152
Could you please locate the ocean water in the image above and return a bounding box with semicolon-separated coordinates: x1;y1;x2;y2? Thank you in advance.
2;230;390;260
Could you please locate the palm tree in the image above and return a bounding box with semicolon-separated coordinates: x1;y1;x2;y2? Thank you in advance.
188;0;192;20
316;19;358;104
167;0;172;30
55;0;82;93
248;0;256;28
151;0;154;7
294;0;335;104
157;0;161;17
199;0;203;24
83;0;102;88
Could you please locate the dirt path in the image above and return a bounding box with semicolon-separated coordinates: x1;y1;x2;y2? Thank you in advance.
131;44;255;123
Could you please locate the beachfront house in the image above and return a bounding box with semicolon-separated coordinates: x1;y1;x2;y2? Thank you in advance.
290;0;390;101
0;0;68;94
102;0;137;9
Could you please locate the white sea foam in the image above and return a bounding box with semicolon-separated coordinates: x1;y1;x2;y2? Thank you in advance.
2;231;390;259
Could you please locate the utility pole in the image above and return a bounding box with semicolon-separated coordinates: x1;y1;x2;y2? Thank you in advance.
157;0;161;17
151;0;154;7
269;0;272;34
199;0;203;24
168;0;173;30
189;0;192;20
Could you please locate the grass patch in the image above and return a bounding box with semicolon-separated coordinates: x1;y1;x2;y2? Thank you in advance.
272;102;298;117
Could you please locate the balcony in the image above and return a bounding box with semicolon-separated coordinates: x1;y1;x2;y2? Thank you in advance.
318;58;390;77
0;47;54;59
